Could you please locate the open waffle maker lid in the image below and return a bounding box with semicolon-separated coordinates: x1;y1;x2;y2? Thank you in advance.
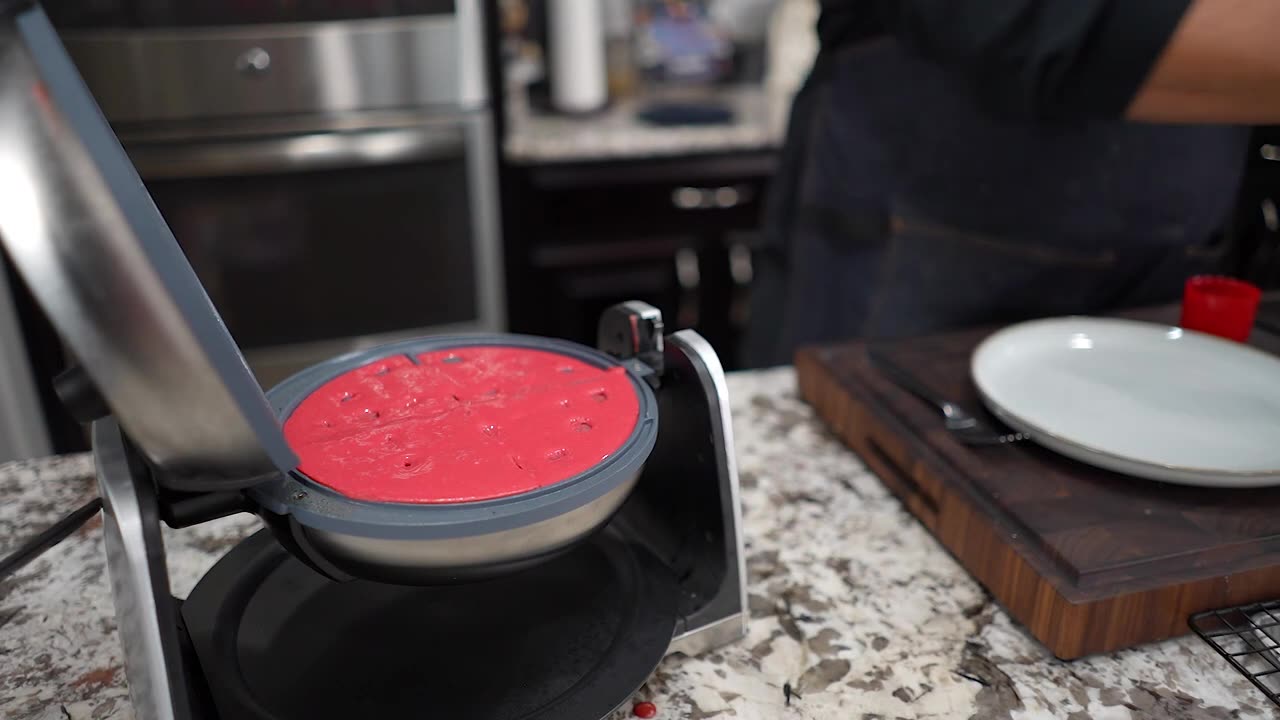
0;5;299;488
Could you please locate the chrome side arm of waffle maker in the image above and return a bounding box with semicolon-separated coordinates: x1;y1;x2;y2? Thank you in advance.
0;5;747;718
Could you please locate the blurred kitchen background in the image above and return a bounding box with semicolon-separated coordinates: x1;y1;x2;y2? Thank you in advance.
1;0;1278;463
0;0;816;462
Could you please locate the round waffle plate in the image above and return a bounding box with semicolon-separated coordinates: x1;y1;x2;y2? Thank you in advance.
245;334;659;584
249;335;657;551
280;341;645;505
181;528;678;720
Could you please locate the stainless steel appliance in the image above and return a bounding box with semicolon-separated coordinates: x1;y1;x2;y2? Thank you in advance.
0;259;51;462
0;5;746;718
43;0;504;388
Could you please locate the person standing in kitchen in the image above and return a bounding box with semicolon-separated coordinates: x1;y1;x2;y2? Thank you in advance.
744;0;1280;367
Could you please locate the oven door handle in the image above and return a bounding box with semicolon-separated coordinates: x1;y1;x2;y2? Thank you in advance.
124;125;467;179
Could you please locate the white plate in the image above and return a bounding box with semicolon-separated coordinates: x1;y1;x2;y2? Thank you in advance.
971;317;1280;488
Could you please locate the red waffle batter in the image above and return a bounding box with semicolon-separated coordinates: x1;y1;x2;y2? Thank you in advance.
282;346;641;504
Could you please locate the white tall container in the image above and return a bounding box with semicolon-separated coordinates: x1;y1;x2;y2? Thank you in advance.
547;0;608;113
765;0;818;135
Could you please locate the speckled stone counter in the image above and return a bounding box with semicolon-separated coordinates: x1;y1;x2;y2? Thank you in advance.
503;85;782;164
0;369;1271;719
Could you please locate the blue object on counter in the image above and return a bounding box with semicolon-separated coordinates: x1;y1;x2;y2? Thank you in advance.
636;101;734;126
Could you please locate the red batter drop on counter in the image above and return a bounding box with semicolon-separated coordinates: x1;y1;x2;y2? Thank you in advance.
283;346;641;504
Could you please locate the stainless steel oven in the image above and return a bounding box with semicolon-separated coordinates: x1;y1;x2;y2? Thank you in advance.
43;2;504;388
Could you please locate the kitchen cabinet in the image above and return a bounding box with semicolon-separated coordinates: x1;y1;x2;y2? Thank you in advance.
500;150;776;371
495;75;784;372
1238;126;1280;289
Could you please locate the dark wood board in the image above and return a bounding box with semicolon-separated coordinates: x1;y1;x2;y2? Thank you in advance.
795;304;1280;659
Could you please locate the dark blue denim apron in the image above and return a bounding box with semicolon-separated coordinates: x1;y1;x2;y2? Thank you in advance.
743;40;1251;367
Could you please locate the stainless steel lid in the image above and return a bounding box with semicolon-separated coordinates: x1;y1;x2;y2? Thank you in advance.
0;5;297;488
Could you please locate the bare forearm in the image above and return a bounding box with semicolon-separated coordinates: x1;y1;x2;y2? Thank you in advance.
1129;0;1280;123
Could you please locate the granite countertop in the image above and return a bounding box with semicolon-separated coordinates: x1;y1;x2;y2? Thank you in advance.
0;368;1272;719
503;84;783;165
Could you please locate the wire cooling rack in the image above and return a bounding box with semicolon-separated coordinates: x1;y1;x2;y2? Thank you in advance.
1190;601;1280;707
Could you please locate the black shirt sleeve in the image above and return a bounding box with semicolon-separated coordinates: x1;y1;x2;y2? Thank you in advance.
822;0;1194;120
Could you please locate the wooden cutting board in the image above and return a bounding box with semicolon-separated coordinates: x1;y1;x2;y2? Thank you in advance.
795;305;1280;659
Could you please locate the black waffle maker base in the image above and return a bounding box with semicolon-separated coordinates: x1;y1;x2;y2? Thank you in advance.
180;527;678;720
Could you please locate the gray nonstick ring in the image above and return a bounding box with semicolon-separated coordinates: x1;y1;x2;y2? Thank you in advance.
247;334;658;541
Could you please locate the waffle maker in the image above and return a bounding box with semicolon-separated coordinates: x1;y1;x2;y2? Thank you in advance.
0;5;747;718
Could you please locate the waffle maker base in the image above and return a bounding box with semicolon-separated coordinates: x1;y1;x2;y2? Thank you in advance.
180;527;678;720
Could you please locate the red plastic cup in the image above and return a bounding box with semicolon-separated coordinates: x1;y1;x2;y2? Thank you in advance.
1180;275;1262;342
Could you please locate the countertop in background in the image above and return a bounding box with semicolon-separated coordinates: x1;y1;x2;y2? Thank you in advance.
502;84;783;164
